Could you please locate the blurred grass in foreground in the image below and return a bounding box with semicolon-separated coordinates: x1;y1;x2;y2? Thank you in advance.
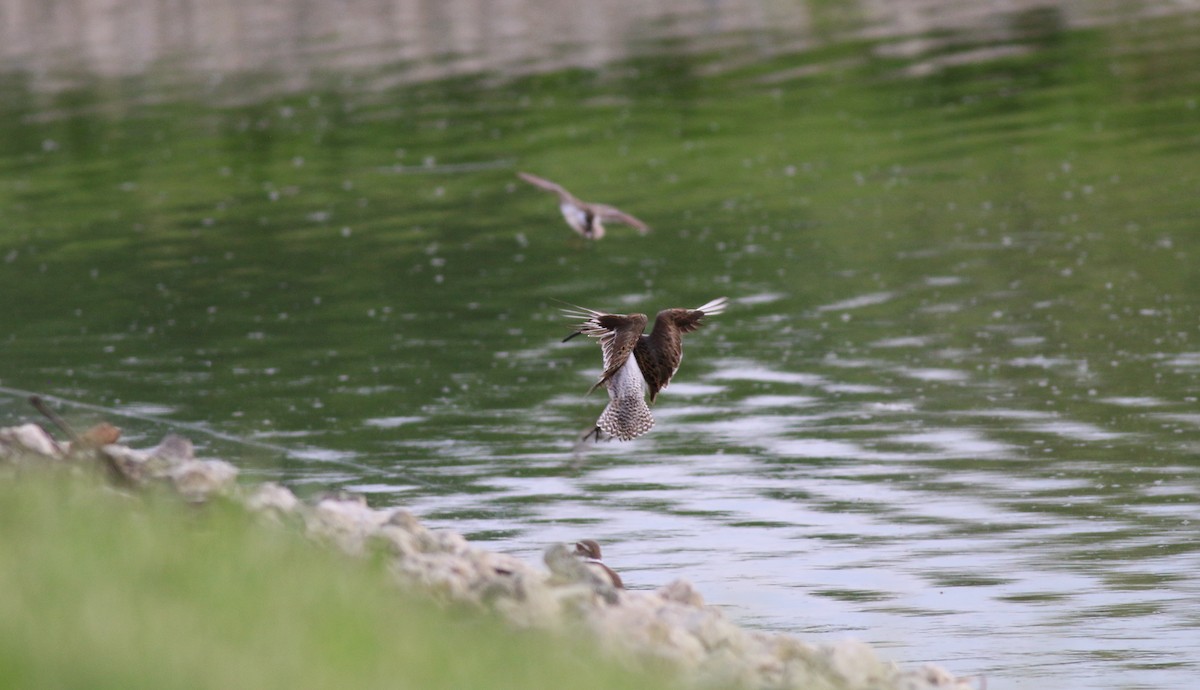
0;473;669;690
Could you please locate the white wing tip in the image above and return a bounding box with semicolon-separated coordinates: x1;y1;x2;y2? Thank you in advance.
695;296;728;316
557;300;605;319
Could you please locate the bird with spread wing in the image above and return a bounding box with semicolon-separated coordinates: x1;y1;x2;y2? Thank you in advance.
518;172;650;240
562;297;727;440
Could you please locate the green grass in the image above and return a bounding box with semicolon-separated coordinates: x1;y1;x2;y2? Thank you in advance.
0;473;670;690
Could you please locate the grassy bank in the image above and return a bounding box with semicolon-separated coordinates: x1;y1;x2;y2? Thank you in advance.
0;473;668;690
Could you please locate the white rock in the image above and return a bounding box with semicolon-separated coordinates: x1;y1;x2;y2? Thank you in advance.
306;497;395;554
153;434;194;464
170;459;238;501
658;579;705;607
0;424;64;458
0;423;976;690
244;482;300;515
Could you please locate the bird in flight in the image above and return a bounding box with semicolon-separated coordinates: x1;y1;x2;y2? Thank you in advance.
562;297;727;441
518;172;650;240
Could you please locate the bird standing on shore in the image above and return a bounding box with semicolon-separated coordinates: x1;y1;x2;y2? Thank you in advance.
573;539;624;589
518;172;650;239
562;297;727;441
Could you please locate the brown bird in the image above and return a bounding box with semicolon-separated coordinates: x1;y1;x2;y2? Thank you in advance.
562;297;727;441
573;539;624;589
518;172;650;239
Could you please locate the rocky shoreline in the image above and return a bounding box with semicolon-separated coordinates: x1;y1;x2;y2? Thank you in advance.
0;420;976;690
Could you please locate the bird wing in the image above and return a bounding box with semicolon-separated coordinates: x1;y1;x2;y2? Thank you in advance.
561;305;648;393
518;172;570;197
632;337;673;403
637;297;728;401
591;203;650;234
677;296;728;333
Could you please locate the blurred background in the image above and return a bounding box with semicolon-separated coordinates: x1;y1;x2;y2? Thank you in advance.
2;1;1198;688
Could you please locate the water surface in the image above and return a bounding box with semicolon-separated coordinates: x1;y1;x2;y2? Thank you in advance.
3;5;1199;689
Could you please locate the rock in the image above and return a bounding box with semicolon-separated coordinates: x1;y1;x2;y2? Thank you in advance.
153;434;194;463
244;482;301;517
313;489;367;506
306;495;395;554
0;423;64;458
170;459;238;501
386;508;424;531
424;529;470;555
0;420;977;690
658;579;705;607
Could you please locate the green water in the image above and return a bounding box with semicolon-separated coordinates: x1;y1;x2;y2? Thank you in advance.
3;10;1199;689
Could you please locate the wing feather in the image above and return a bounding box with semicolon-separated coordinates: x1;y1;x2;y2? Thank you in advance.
561;304;648;393
676;296;728;334
592;203;650;234
518;172;569;196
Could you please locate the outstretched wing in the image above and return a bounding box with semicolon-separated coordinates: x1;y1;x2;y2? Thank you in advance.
636;297;728;401
592;203;650;234
518;172;570;197
677;296;728;333
561;304;648;393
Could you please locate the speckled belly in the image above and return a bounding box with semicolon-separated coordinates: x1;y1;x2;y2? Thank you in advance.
597;353;654;440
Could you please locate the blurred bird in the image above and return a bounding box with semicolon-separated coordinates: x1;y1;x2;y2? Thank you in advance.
562;297;727;441
518;172;650;239
544;542;619;604
573;539;624;589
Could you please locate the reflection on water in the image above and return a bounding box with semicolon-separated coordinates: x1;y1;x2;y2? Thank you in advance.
3;2;1200;689
2;0;1191;95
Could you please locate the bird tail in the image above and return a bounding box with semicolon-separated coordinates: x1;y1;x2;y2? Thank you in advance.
595;394;655;441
